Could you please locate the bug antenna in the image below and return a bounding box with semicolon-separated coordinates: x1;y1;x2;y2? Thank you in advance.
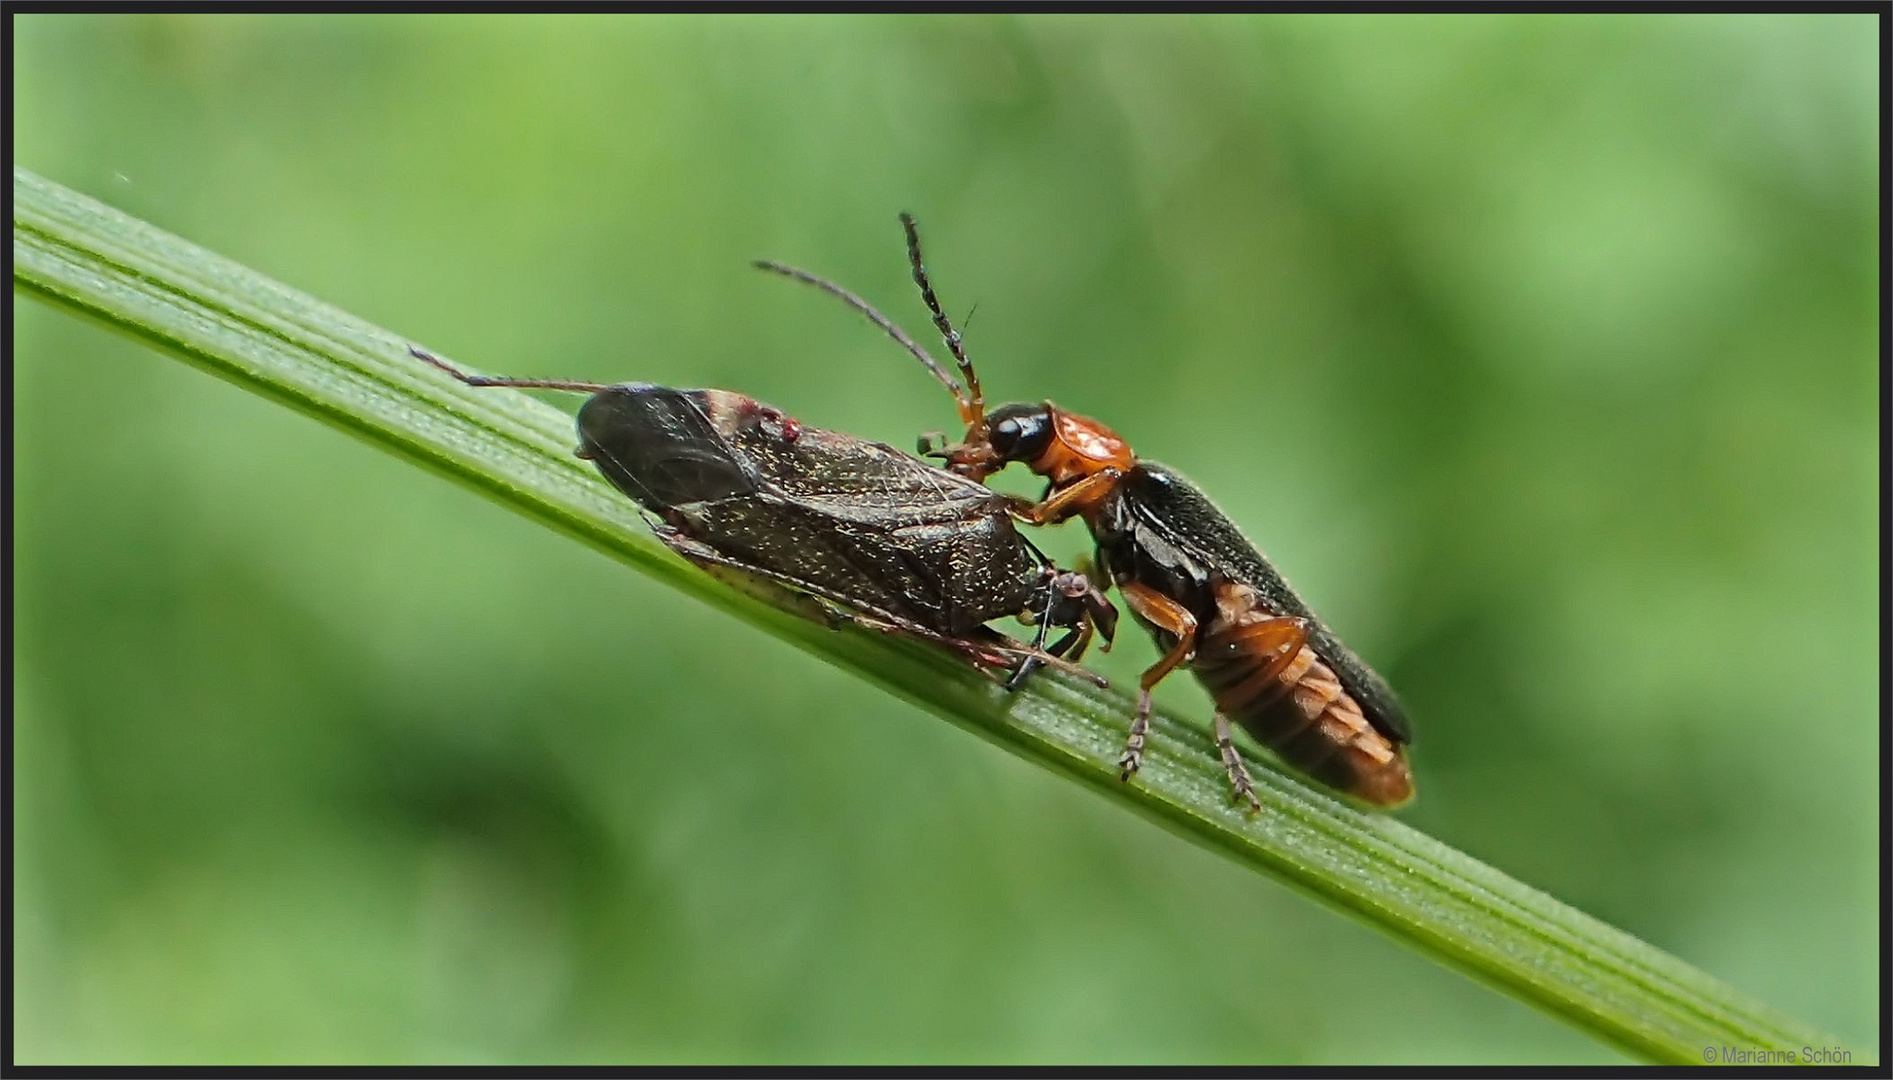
751;259;971;412
409;346;610;394
899;213;984;432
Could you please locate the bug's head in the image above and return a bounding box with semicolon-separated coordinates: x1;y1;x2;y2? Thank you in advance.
918;400;1050;480
925;399;1134;492
887;214;1136;488
984;402;1057;464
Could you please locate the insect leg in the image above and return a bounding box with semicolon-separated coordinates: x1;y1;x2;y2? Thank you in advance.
1072;555;1114;655
1014;469;1122;527
1045;618;1092;663
1048;575;1115;665
1019;568;1116;672
842;601;1101;688
1077;579;1118;653
1215;711;1263;813
1201;616;1311;714
647;518;731;565
1116;581;1199;781
1003;577;1061;692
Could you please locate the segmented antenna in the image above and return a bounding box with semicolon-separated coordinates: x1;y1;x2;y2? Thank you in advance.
899;213;984;431
751;259;973;418
409;345;610;394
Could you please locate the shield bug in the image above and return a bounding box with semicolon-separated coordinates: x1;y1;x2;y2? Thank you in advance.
409;346;1117;686
755;216;1414;809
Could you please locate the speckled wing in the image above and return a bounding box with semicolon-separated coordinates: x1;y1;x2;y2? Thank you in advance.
720;422;1044;634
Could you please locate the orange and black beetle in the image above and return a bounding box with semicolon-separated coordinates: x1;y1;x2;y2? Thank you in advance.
758;217;1414;809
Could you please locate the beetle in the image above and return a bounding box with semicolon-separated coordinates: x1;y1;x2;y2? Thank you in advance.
409;346;1117;686
755;216;1414;809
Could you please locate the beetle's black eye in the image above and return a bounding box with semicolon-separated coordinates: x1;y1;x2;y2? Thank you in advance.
991;417;1025;455
985;403;1053;462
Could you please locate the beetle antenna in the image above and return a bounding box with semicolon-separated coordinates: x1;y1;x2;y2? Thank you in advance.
409;346;610;394
751;259;973;416
899;213;984;433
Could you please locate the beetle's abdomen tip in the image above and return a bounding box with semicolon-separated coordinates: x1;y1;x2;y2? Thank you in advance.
1350;756;1415;808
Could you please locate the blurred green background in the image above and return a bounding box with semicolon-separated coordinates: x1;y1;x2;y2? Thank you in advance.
12;13;1877;1065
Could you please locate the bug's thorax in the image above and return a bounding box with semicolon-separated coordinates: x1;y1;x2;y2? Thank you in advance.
1031;406;1134;483
697;388;804;444
1002;405;1137;527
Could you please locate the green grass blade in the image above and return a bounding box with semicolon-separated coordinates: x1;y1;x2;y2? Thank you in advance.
12;166;1851;1065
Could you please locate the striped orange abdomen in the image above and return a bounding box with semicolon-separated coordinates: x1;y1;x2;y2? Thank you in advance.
1194;613;1413;807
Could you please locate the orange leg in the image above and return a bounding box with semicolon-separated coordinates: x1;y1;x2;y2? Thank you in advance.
1015;469;1121;526
1201;616;1310;713
1117;581;1198;780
